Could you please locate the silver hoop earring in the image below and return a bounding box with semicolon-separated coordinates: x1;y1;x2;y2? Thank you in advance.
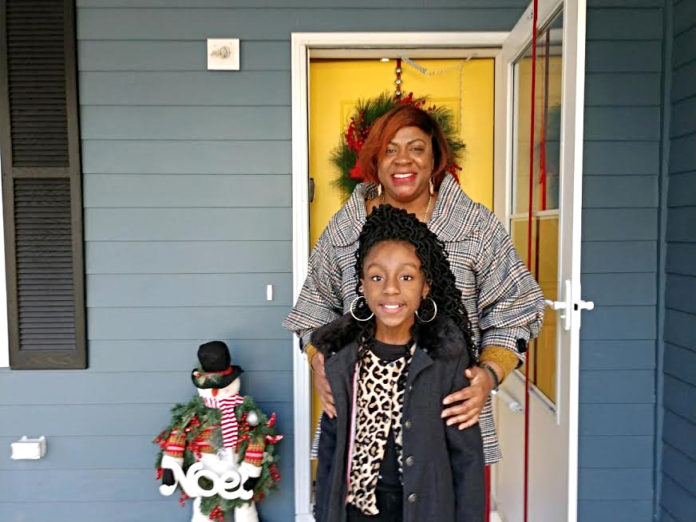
415;297;437;323
350;295;374;322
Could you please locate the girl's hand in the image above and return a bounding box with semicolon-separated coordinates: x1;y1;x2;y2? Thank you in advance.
441;366;496;429
310;352;337;418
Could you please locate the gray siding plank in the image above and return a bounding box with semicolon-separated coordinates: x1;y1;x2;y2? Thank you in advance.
80;106;290;140
672;59;696;102
670;96;696;139
0;500;192;522
666;243;696;276
585;73;661;106
665;274;696;314
0;434;293;470
0;371;292;404
582;209;657;241
673;24;696;67
77;0;530;7
581;241;657;273
78;40;290;71
77;8;522;40
79;71;290;106
84;208;291;240
667;171;696;207
85;241;292;274
578;501;654;522
664;309;696;350
661;476;696;522
585;42;662;73
663;411;696;461
666;207;696;243
582;273;656;306
664;343;696;386
83;174;291;207
580;436;653;468
586;8;663;40
584;107;661;141
578;468;653;500
670;132;696;174
87;306;289;340
86;273;293;307
583;176;658;208
664;375;696;424
579;404;655;436
82;140;290;174
583;141;659;175
674;0;696;35
663;444;696;496
88;340;293;372
580;370;655;403
580;306;656;340
0;401;292;436
581;340;656;370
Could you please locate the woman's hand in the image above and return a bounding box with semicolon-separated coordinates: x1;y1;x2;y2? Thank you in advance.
441;365;498;430
310;352;337;418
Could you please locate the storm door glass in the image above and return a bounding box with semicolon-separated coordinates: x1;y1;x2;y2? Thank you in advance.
510;11;563;405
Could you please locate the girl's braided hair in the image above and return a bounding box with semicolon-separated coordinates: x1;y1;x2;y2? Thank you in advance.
352;204;474;360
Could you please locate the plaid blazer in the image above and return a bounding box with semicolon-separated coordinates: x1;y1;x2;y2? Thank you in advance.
283;174;545;463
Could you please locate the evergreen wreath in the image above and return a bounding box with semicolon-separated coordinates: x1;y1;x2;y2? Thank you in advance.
154;395;282;521
331;91;465;199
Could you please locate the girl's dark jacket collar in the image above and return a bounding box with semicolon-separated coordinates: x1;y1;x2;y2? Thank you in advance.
311;313;469;362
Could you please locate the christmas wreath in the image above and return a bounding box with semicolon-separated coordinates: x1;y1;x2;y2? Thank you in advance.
154;395;282;520
331;91;465;199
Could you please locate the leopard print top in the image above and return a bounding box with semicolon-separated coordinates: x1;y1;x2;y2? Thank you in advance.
346;346;412;515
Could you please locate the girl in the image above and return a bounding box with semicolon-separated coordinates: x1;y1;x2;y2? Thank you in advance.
311;205;485;522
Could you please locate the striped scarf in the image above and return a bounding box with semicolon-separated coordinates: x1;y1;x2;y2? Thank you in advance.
203;394;244;449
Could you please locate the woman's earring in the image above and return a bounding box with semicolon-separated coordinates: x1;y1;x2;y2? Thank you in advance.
428;177;435;196
350;295;374;322
377;183;383;198
415;296;438;323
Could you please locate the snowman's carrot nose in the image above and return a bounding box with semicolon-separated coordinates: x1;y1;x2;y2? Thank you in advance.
211;388;218;397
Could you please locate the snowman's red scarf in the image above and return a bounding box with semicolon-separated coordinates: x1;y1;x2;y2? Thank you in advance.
203;394;244;449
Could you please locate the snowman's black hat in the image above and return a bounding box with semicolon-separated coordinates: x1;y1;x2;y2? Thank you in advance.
191;340;244;389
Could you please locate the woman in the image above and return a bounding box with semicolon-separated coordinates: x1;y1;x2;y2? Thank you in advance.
283;104;544;466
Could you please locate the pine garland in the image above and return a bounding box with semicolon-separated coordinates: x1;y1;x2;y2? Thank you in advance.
154;395;282;520
330;91;465;199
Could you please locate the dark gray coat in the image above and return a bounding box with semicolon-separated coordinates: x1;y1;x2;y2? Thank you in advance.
312;314;485;522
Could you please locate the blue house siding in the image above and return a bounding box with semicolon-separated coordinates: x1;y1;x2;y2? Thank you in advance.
579;1;664;521
0;1;532;521
661;0;696;520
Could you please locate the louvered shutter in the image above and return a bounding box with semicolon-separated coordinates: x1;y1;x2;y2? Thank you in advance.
0;0;86;369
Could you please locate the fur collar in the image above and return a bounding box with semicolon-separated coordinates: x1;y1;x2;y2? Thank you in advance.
311;313;468;361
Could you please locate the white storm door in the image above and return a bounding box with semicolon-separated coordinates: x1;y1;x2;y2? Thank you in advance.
493;1;589;522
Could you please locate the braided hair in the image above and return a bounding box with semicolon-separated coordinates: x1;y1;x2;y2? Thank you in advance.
352;204;474;362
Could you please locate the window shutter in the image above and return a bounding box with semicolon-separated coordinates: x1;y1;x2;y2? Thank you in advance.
0;0;86;369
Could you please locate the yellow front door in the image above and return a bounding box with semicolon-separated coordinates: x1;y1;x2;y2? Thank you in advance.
307;55;496;470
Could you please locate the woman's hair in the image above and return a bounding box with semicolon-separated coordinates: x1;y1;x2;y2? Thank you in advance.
357;105;451;190
352;204;473;360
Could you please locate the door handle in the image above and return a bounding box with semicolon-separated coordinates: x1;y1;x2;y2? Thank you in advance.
544;280;595;331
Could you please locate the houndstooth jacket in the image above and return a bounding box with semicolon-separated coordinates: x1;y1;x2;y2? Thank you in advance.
283;174;545;463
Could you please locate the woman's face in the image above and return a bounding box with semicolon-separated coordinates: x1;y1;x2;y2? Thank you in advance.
360;240;430;343
377;126;435;204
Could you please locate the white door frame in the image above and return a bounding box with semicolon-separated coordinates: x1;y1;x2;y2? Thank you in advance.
290;31;509;521
494;1;587;521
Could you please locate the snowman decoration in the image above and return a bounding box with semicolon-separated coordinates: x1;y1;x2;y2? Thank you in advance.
155;341;282;522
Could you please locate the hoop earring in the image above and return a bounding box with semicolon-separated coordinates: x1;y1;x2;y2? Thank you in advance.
377;183;383;198
428;177;435;196
415;296;437;323
350;295;374;322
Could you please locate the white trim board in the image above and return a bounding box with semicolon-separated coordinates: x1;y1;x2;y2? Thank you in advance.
290;31;508;521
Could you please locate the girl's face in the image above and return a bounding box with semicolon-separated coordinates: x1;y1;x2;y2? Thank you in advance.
360;240;430;344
